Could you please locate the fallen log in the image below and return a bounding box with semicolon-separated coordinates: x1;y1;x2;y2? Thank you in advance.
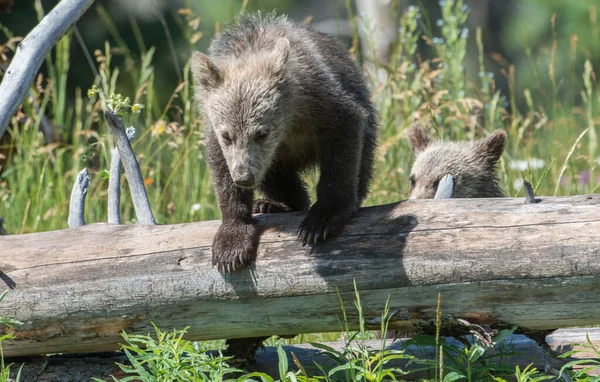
0;195;599;357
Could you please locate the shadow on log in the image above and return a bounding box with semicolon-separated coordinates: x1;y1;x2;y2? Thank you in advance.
0;195;599;357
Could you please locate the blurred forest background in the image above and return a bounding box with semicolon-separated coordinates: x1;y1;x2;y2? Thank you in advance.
0;0;599;233
2;0;598;109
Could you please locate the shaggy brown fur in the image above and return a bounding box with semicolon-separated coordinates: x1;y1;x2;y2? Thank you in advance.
407;126;506;199
191;12;378;274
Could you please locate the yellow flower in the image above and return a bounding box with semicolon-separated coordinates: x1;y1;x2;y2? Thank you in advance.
132;103;144;114
87;85;98;99
151;120;166;138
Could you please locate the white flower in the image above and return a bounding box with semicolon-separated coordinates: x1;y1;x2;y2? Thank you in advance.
513;178;524;192
191;203;201;212
509;158;546;171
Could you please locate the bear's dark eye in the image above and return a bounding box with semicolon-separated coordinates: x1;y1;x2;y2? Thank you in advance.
221;132;233;145
255;130;268;141
409;175;416;189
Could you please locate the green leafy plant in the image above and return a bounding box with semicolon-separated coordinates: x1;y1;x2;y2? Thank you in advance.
93;324;245;382
558;333;600;381
0;291;23;382
493;364;554;382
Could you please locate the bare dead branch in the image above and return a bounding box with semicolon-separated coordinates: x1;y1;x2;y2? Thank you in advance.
68;168;90;228
524;180;540;204
0;0;96;139
104;111;155;225
108;126;135;224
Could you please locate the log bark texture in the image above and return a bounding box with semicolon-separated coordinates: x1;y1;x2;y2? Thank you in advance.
0;195;599;357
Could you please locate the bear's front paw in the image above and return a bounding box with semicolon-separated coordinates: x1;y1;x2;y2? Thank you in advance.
297;204;354;246
253;199;293;214
212;222;259;274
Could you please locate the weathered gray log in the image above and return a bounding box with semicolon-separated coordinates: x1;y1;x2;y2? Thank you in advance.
67;168;90;228
104;111;155;225
0;0;96;139
0;195;599;357
108;126;135;224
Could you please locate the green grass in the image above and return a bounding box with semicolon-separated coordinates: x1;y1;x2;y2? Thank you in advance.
0;0;600;380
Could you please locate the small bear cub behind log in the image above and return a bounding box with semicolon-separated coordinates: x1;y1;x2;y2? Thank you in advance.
191;13;378;273
407;126;506;199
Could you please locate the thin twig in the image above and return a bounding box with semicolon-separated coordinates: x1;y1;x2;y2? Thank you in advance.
105;110;155;225
68;168;90;228
434;175;454;199
0;0;96;139
108;126;135;224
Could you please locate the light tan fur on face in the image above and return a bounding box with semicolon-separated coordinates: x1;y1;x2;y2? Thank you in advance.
191;38;291;187
407;126;506;199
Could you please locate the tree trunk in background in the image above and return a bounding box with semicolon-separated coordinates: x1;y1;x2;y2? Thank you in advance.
355;0;398;84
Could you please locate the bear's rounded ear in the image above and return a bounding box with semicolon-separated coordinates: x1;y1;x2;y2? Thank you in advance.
271;37;290;79
191;52;222;91
476;130;507;166
407;125;431;154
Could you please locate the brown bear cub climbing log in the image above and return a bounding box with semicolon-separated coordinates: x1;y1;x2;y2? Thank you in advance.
407;126;506;199
191;13;378;273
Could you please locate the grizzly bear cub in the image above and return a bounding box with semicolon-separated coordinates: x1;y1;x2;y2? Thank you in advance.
407;126;506;199
191;12;378;274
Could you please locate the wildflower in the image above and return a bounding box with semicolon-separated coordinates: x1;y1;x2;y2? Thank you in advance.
432;37;444;44
151;120;166;138
131;103;144;114
460;28;469;39
436;19;444;27
87;85;98;99
461;4;469;12
513;178;523;192
509;158;546;171
579;170;590;186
